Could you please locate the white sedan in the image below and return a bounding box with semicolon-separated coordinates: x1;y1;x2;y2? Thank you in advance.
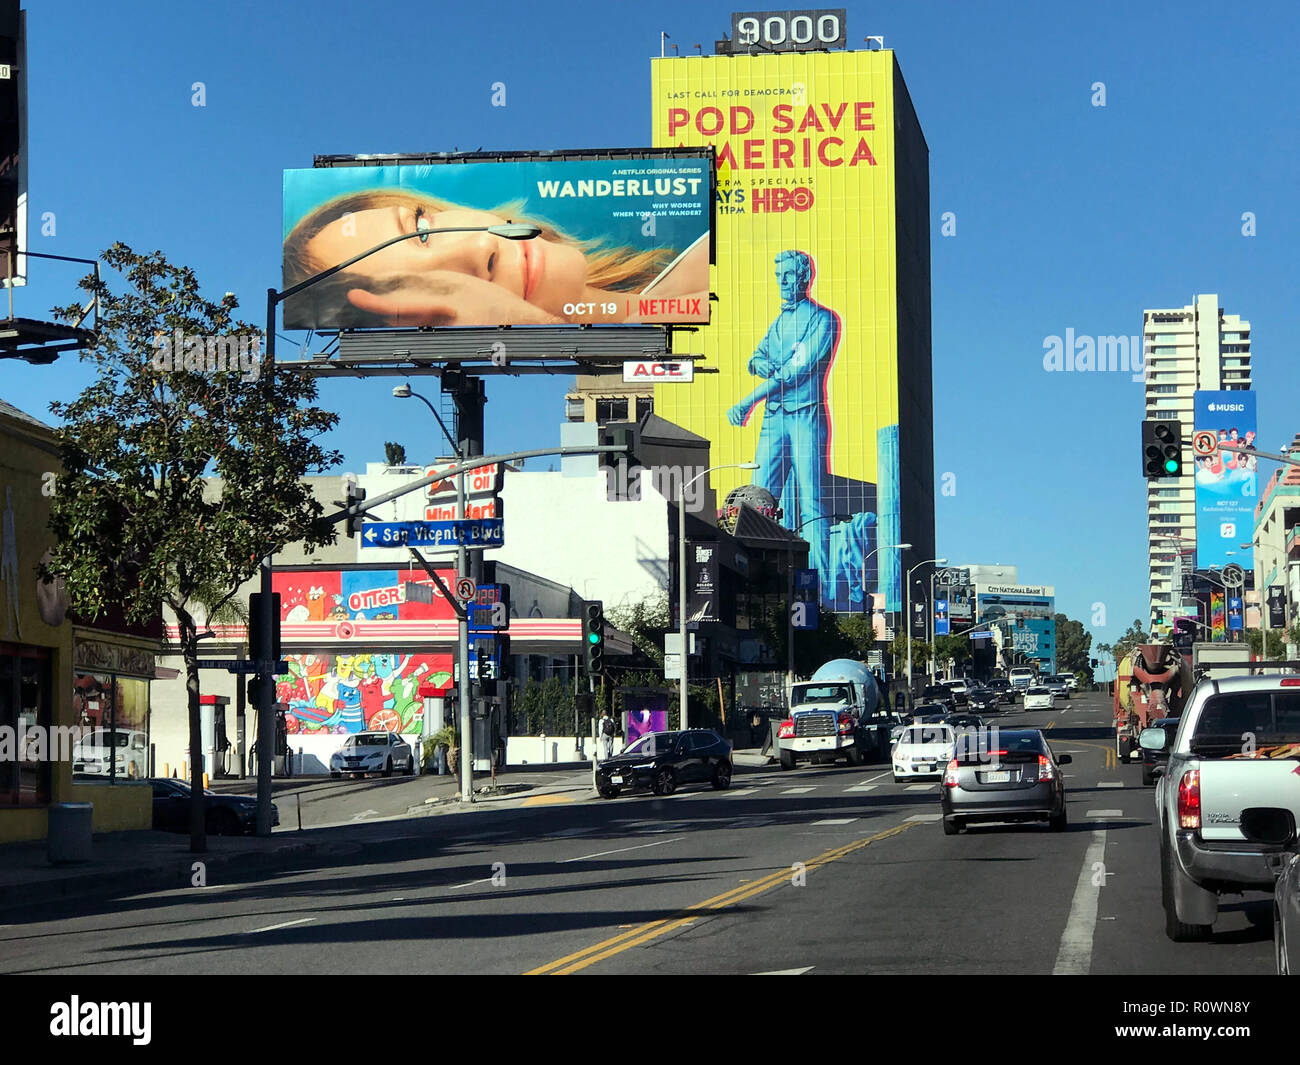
330;731;417;777
892;723;957;782
1022;686;1055;711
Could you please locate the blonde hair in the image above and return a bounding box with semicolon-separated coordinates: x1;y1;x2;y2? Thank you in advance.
282;188;673;326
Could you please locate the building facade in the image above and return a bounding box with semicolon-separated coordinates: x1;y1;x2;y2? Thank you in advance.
1251;433;1300;637
1143;294;1252;626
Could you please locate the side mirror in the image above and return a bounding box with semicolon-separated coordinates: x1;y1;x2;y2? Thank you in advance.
1057;754;1072;766
1139;727;1168;752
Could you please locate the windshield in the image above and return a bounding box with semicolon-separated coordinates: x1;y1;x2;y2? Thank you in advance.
625;732;680;757
1192;691;1300;755
793;685;850;704
345;734;389;748
78;731;131;748
900;725;954;744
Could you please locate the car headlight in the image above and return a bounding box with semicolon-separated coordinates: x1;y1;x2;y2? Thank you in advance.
632;762;656;770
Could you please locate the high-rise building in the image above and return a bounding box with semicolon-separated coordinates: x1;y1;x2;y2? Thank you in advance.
1143;294;1252;627
650;40;935;620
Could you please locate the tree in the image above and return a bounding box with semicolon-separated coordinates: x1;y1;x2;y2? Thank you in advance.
47;244;341;853
932;634;971;675
383;441;407;466
1054;612;1094;683
1245;628;1286;659
607;590;670;668
1109;619;1152;668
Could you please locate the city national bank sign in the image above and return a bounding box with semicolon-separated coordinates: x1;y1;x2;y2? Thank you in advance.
651;43;910;616
975;585;1056;667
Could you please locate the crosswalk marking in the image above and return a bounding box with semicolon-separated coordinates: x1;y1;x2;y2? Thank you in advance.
1097;782;1123;789
845;784;878;792
905;784;934;792
1085;809;1124;818
905;813;942;823
811;818;858;826
781;787;816;794
724;788;758;797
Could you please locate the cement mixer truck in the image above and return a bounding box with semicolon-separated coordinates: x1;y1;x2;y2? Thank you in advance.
776;658;890;770
1114;643;1193;763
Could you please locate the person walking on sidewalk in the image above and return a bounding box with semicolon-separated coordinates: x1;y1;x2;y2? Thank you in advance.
599;710;616;761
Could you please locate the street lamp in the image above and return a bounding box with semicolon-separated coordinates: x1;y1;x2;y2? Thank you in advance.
677;462;758;730
258;220;544;817
905;557;946;690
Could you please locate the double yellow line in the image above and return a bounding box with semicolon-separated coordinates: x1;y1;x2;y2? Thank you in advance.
525;820;918;975
1069;738;1118;770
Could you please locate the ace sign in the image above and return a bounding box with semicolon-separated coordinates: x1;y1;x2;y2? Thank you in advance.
623;359;694;383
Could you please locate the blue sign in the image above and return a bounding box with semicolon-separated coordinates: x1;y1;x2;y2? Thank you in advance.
1227;596;1244;631
361;520;505;549
791;601;819;630
1194;391;1257;570
934;599;950;636
794;568;819;594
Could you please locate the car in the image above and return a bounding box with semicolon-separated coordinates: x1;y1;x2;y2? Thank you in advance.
966;686;1000;714
1276;851;1300;975
942;678;970;707
985;678;1016;705
1022;686;1055;711
1007;666;1036;697
1063;674;1079;691
945;713;988;732
594;729;732;798
149;777;279;835
329;731;417;777
892;722;957;782
941;728;1071;835
72;728;149;780
1140;716;1179;787
920;684;956;712
1042;676;1071;700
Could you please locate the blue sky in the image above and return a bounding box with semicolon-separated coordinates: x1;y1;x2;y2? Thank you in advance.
6;0;1300;654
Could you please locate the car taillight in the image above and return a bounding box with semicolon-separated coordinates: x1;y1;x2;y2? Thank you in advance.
777;720;794;739
1037;754;1054;781
1281;678;1300;687
943;758;959;787
837;713;855;734
1177;769;1201;830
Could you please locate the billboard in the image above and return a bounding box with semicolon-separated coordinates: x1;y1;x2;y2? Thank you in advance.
282;150;713;329
936;567;974;625
651;50;913;614
1193;391;1257;569
975;584;1056;673
1269;585;1286;628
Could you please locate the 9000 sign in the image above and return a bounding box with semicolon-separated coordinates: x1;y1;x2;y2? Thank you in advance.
731;9;847;52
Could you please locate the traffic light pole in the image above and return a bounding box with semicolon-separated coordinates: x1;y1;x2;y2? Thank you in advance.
457;464;472;802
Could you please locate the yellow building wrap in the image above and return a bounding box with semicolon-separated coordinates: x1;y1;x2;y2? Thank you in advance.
652;50;911;613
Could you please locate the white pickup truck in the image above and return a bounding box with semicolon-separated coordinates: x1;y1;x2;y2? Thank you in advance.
1145;673;1300;941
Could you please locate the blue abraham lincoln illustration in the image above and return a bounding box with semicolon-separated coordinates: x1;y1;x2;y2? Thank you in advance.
728;249;869;605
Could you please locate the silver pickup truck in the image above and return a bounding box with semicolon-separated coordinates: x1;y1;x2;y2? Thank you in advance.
1144;674;1300;941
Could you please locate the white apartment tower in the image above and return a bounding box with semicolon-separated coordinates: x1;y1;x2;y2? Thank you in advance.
1144;294;1252;627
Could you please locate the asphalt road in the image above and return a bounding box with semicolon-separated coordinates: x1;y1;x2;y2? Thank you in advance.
0;693;1279;975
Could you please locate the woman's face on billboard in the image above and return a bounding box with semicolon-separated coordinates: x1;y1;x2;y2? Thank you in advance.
307;203;587;316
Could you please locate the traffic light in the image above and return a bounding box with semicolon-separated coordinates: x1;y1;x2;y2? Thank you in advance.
582;600;605;675
0;5;25;278
599;422;644;501
248;592;281;662
1142;419;1182;479
344;481;367;537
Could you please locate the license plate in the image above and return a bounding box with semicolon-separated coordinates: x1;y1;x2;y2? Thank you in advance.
610;775;623;784
986;771;1011;783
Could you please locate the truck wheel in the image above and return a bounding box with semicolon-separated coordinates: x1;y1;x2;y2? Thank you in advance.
845;746;862;767
779;750;796;771
1161;839;1212;942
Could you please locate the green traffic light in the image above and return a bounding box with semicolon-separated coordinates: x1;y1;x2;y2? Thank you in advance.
1164;458;1179;473
588;633;601;644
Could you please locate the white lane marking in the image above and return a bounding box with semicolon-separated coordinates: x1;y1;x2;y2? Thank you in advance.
781;787;816;794
1053;828;1108;975
1097;782;1124;789
560;836;685;863
243;917;315;935
350;809;379;821
905;784;934;792
861;771;892;783
448;877;495;890
811;818;858;826
1086;809;1124;817
905;813;942;823
755;966;815;975
724;788;758;796
845;784;878;792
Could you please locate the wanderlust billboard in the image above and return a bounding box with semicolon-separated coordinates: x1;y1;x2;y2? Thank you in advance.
651;50;903;613
1194;390;1257;570
282;150;713;329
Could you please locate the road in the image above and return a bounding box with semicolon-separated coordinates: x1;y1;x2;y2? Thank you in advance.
0;693;1278;975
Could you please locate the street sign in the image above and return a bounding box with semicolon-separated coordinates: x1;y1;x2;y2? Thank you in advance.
455;577;477;602
934;598;950;636
403;580;434;605
425;461;504;500
791;601;819;630
194;659;289;674
360;519;505;550
622;359;694;383
1192;430;1218;456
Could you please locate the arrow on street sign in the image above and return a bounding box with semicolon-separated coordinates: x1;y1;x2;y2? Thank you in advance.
1192;430;1218;456
361;519;505;550
193;659;290;674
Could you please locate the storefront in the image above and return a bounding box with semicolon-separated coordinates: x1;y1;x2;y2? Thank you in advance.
0;398;156;841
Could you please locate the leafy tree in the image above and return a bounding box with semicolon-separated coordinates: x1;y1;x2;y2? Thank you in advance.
1108;619;1152;668
1054;612;1094;683
608;590;670;667
1245;628;1286;659
932;634;971;674
383;441;407;466
47;244;341;853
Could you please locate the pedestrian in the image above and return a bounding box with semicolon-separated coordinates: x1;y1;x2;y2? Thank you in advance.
599;709;616;760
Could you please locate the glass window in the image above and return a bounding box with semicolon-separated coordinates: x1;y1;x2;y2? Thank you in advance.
0;646;53;807
72;672;150;783
635;396;653;421
595;398;626;423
